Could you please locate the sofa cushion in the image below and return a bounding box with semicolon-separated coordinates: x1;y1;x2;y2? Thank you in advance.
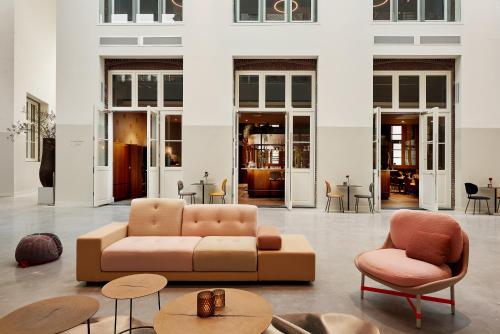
357;248;452;287
406;231;451;266
193;236;257;272
182;204;257;237
257;226;282;250
390;210;463;263
128;199;185;237
101;236;201;272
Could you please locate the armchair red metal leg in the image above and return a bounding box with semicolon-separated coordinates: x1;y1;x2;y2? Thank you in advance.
415;295;422;329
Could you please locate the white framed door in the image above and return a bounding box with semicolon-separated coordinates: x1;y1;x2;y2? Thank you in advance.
232;109;239;204
93;108;113;206
420;108;439;211
159;111;183;198
436;112;452;209
147;109;160;198
291;112;315;207
285;112;292;210
372;108;382;212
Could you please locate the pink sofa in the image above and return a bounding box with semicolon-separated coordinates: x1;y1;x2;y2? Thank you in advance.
77;199;315;282
355;210;469;329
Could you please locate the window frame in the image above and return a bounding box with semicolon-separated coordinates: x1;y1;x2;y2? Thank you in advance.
163;112;183;169
373;71;452;113
235;71;316;112
26;98;40;162
373;0;457;22
108;70;184;111
235;0;316;23
103;0;183;24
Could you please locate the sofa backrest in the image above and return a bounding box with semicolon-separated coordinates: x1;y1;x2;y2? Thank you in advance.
390;210;464;263
128;198;185;236
182;204;257;237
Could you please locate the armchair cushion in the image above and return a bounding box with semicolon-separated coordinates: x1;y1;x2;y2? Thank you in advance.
406;231;451;266
357;249;452;287
390;210;464;263
257;226;282;250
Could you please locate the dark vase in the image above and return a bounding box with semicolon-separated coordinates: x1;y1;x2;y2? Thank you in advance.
39;138;55;187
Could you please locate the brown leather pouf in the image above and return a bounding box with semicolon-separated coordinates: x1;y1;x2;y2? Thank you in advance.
15;233;63;268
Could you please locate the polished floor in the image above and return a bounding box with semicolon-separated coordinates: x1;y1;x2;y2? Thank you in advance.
0;195;499;333
382;193;420;209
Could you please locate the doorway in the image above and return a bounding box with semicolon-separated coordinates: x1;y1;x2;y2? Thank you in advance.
380;113;420;209
237;113;286;207
112;112;148;204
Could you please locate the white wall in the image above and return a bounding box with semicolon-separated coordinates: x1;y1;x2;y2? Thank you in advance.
12;0;57;196
0;0;15;196
55;0;500;209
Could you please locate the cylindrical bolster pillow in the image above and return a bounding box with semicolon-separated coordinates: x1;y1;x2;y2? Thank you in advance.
257;226;282;250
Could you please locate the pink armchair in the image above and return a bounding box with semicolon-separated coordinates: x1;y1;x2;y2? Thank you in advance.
355;210;469;329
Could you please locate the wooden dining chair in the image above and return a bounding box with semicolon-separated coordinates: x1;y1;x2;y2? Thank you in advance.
209;178;227;204
325;181;344;213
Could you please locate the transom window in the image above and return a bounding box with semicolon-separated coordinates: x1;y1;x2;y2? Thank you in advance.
373;0;460;22
101;0;183;23
236;0;316;23
237;72;315;111
373;72;451;111
109;71;183;110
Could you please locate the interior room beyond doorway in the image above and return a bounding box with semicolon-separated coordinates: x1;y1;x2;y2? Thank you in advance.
381;113;420;209
113;112;147;205
238;113;286;207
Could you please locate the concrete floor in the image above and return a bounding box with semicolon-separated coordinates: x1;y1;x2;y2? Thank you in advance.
0;195;499;334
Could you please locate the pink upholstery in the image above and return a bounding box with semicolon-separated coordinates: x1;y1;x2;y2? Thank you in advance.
128;198;185;237
390;210;464;263
357;249;452;287
406;231;451;266
182;204;257;237
101;236;201;272
257;226;282;250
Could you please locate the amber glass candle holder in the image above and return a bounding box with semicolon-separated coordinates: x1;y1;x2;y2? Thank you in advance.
213;289;225;310
197;291;215;318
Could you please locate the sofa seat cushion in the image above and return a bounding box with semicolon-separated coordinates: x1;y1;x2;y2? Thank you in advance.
193;236;257;272
101;237;201;272
357;248;452;287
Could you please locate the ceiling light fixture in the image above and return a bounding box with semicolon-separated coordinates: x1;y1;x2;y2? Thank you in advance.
171;0;182;8
373;0;390;8
274;0;299;14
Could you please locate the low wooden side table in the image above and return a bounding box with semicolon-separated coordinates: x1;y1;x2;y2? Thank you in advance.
0;295;99;334
154;288;273;334
102;274;168;334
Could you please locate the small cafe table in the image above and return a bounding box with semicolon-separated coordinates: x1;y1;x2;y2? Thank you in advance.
191;182;215;204
336;184;362;212
154;289;273;334
0;295;99;334
480;186;500;215
102;274;167;334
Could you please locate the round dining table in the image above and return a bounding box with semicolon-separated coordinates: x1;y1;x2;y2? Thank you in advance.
336;184;362;212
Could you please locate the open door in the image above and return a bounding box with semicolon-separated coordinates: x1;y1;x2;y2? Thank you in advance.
147;109;160;198
93;108;113;206
372;108;381;212
232;110;239;204
285;112;292;210
420;108;439;211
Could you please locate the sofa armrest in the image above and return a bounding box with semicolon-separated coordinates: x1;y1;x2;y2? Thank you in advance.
257;226;282;250
76;223;128;282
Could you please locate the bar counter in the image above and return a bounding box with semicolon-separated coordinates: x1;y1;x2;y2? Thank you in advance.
245;168;285;198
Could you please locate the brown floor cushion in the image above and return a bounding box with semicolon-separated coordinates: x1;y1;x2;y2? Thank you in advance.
15;233;63;268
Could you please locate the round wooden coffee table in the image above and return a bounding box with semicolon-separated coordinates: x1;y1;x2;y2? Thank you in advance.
154;289;273;334
0;295;99;334
102;274;167;334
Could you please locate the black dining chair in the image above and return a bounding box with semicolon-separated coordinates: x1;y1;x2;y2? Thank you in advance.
464;183;490;215
177;181;196;204
355;183;374;214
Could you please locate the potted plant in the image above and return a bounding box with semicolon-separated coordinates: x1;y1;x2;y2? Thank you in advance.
6;109;56;187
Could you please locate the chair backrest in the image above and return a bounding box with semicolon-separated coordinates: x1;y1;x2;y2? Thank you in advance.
221;178;228;194
389;210;464;263
369;183;374;195
128;198;185;237
325;181;332;196
182;204;258;237
464;183;478;196
177;180;184;194
270;171;281;180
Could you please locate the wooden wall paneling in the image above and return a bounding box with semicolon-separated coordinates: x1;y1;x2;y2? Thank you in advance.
113;142;131;201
